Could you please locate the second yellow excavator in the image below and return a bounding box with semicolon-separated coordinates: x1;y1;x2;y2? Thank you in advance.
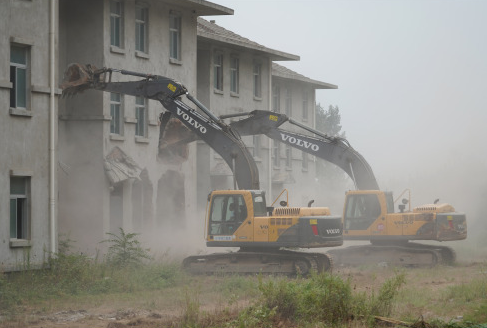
226;110;467;267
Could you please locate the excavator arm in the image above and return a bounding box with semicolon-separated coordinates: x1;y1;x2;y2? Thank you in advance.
226;110;379;190
61;64;259;190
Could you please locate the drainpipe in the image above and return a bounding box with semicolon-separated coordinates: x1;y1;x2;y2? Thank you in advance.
49;0;57;254
267;58;272;199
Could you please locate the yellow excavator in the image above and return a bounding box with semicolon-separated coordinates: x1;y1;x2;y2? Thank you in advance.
225;110;467;267
61;64;343;275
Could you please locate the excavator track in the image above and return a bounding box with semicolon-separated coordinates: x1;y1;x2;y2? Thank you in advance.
182;249;333;276
327;242;456;268
405;242;457;265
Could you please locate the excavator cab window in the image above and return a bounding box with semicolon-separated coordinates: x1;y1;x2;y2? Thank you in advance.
344;194;381;230
384;191;394;213
252;191;267;217
209;194;247;235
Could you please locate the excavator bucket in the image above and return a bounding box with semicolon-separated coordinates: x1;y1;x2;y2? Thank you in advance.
158;112;198;165
60;63;98;97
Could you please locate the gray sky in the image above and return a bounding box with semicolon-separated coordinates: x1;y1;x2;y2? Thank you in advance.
205;0;487;209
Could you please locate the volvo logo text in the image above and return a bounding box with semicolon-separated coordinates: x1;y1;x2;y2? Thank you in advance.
176;107;207;134
326;229;341;235
280;133;319;151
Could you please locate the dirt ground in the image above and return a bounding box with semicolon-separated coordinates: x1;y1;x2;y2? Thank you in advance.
1;260;485;328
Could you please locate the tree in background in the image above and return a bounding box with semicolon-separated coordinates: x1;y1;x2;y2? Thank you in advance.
315;104;344;138
314;104;353;212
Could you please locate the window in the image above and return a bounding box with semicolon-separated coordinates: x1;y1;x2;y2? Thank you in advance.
272;140;280;167
209;194;247;235
253;62;262;98
213;53;223;91
230;57;239;94
302;151;308;170
344;194;382;230
285;88;292;116
135;5;148;53
110;93;123;135
10;176;30;240
135;96;147;137
272;85;280;112
169;12;181;61
285;145;292;168
10;45;29;109
253;135;261;158
110;0;124;48
302;90;309;121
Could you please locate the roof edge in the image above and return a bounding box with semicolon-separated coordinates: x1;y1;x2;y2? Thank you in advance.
186;0;234;16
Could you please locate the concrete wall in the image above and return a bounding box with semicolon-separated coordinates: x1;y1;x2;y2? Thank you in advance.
58;0;200;254
0;0;55;271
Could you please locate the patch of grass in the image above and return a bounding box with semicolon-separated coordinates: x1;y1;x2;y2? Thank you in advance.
0;233;182;317
463;301;487;323
231;271;405;327
442;277;487;304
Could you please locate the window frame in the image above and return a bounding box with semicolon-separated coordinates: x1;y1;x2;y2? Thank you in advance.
213;52;223;92
302;90;309;121
272;140;280;168
230;56;239;95
285;145;292;169
110;92;124;135
10;44;30;111
135;96;147;137
135;4;148;54
169;12;181;62
252;135;261;158
302;151;308;171
10;176;31;242
285;88;292;117
253;62;262;99
110;0;124;49
272;84;280;113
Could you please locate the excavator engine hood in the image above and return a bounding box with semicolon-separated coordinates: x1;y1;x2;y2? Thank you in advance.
413;203;456;213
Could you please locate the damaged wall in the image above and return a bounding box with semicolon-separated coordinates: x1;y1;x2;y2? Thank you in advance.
58;0;201;254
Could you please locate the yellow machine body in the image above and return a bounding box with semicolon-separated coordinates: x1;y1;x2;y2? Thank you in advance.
205;190;342;248
342;190;467;242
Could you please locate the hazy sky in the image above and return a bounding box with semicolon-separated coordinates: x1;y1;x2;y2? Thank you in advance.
204;0;487;208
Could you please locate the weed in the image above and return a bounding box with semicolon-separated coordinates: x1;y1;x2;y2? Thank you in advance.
181;285;201;327
442;277;487;303
101;228;152;267
369;271;406;316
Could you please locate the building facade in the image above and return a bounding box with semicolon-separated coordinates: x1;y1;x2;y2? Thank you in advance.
57;0;232;254
0;0;58;270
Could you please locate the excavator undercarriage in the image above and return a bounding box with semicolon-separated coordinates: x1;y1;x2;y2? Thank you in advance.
328;242;456;267
183;249;333;276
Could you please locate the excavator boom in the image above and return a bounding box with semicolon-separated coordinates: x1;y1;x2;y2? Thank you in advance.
227;110;379;190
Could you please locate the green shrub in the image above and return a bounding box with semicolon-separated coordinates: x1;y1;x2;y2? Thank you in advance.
101;228;152;267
